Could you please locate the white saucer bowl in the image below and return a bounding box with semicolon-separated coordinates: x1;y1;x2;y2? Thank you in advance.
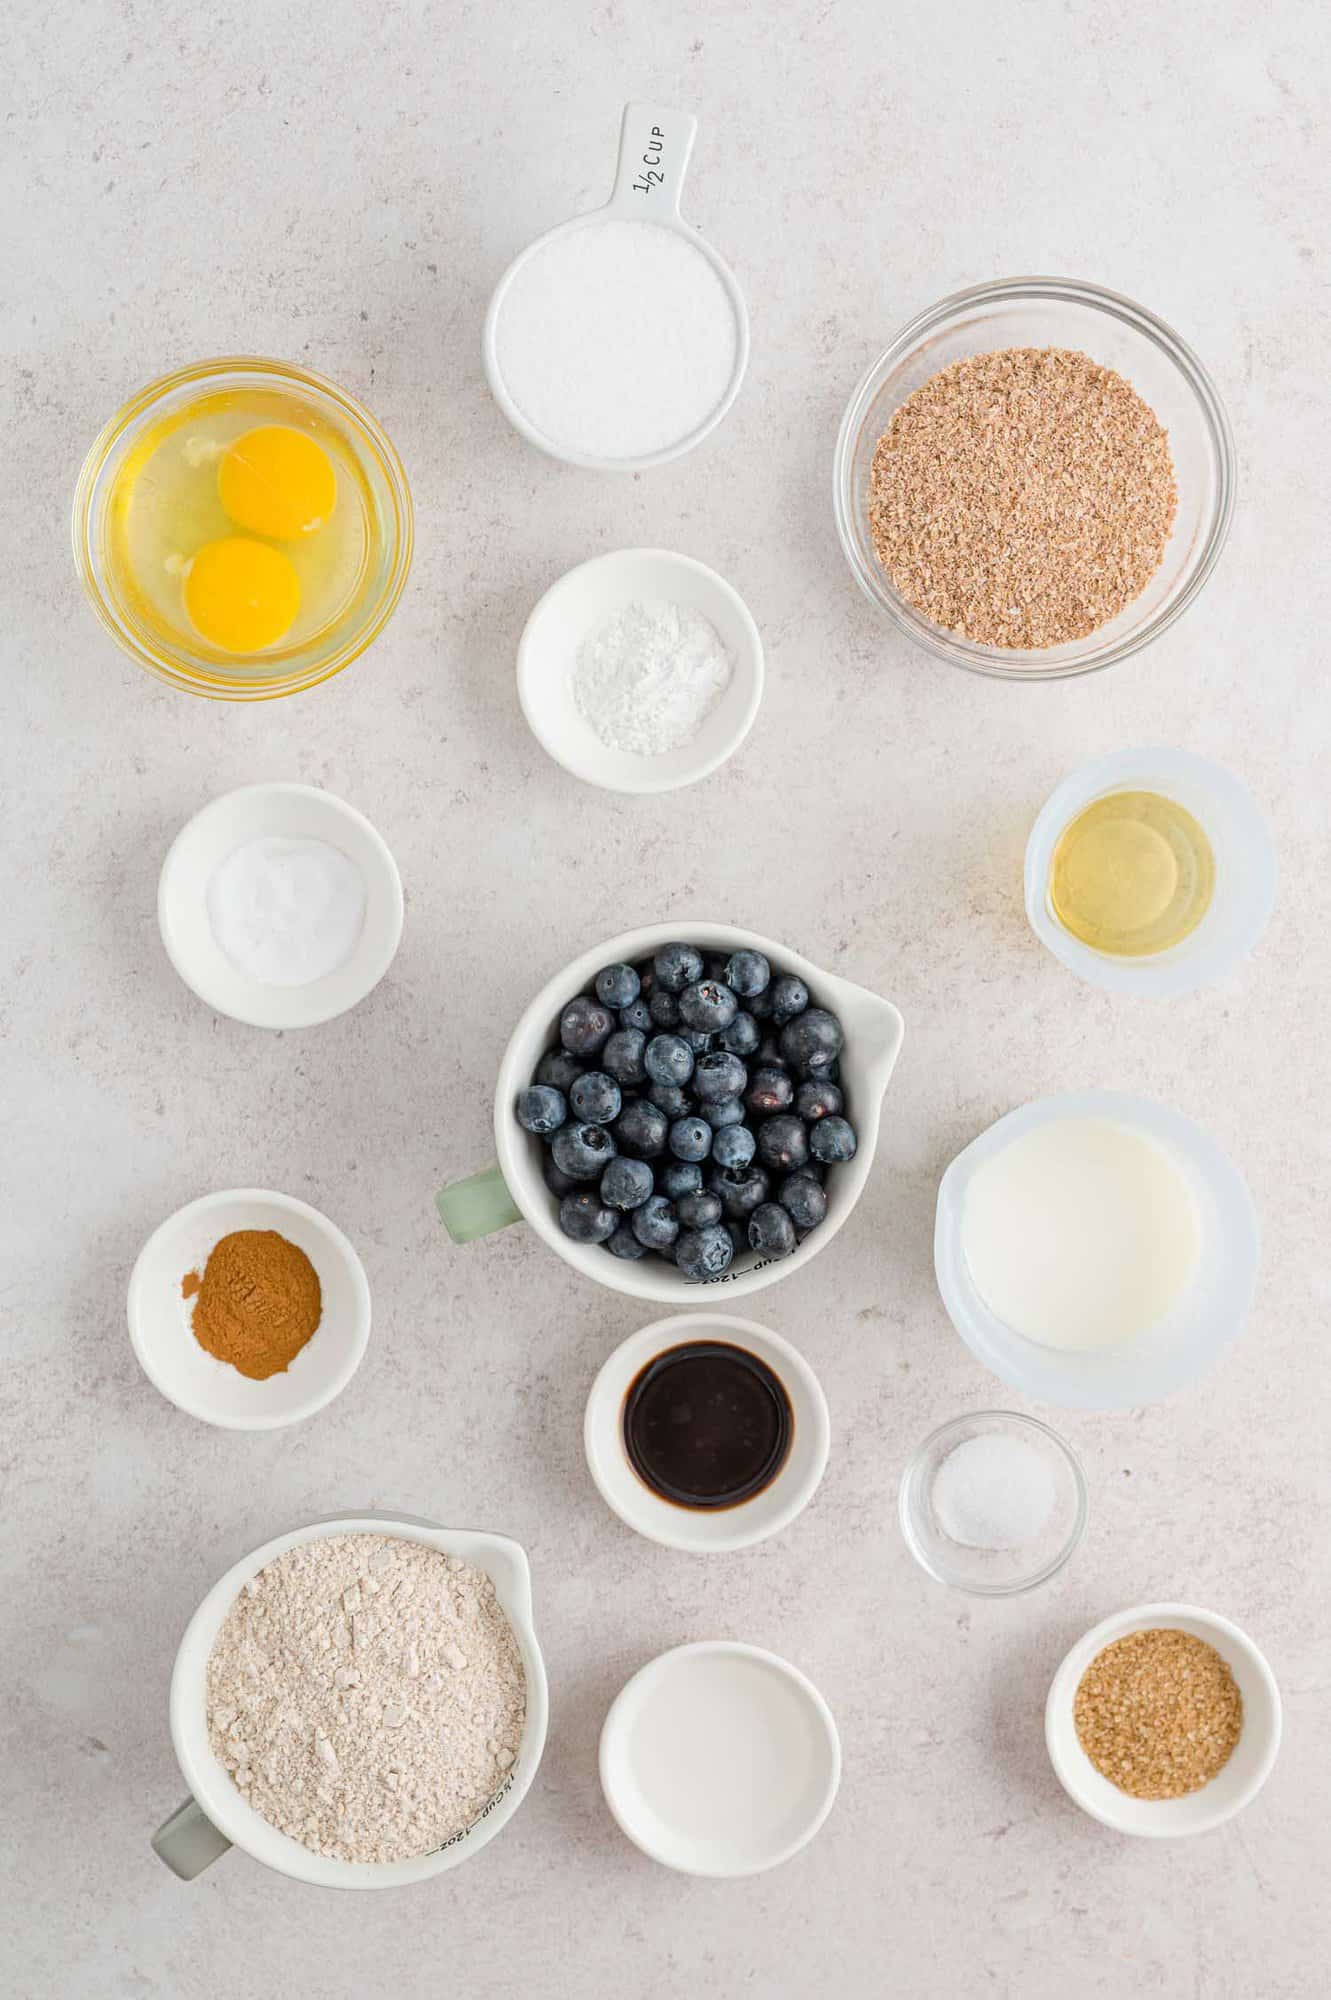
584;1312;830;1553
516;549;763;794
158;782;404;1029
128;1188;371;1430
1046;1602;1281;1837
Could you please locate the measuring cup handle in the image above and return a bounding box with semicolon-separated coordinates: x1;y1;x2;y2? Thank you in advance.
609;102;698;222
152;1796;232;1879
437;1163;525;1243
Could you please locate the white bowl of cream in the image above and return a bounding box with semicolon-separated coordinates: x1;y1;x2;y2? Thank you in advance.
934;1090;1259;1410
158;782;403;1029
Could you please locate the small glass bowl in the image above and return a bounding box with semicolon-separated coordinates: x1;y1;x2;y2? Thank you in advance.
72;357;413;700
833;277;1235;681
898;1410;1088;1596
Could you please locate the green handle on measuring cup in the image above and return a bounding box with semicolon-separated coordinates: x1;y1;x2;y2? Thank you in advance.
436;1163;525;1243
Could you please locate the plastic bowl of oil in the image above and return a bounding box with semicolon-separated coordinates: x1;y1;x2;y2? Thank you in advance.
1024;747;1277;997
73;358;412;700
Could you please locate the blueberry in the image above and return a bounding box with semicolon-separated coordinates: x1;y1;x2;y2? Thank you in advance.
653;942;704;993
644;1034;694;1088
680;1026;716;1054
543;1154;577;1198
674;1223;736;1280
516;1084;566;1136
536;1048;583;1094
810;1116;857;1164
669;1116;712;1163
558;1190;616;1243
712;1123;756;1170
648;989;681;1030
661;1160;704;1201
720;1011;761;1058
693;1050;747;1103
632;1194;680;1251
551;1122;617;1181
648;1082;692;1120
780;1173;828;1231
747;987;775;1021
619;997;653;1034
678;980;738;1034
779;1008;844;1076
756;1035;787;1069
709;1164;771;1220
602;1028;648;1088
747;1203;797;1259
770;976;809;1024
605;1221;649;1260
595;962;640;1011
570;1071;621;1125
746;1067;794;1117
613;1099;669;1160
756;1114;809;1174
560;994;615;1056
724;949;770;999
796;1078;844;1123
677;1190;723;1230
701;1094;746;1129
601;1156;655;1211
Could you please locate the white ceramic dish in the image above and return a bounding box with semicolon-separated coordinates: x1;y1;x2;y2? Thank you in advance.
516;548;763;794
934;1091;1259;1410
437;921;904;1304
584;1312;830;1553
1046;1602;1281;1837
898;1410;1088;1595
599;1640;840;1876
128;1188;371;1430
483;102;749;472
152;1514;548;1885
158;782;404;1029
1025;747;1277;996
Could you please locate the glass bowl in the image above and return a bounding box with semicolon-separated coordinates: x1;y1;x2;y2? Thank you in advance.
73;357;413;700
833;277;1235;681
898;1410;1087;1596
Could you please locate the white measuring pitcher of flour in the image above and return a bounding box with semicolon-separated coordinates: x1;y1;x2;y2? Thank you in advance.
482;102;750;470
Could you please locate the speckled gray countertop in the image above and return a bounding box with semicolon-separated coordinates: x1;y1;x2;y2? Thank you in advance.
3;3;1329;1995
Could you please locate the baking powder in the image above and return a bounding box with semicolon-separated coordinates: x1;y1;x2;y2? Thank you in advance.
572;598;733;755
206;835;366;988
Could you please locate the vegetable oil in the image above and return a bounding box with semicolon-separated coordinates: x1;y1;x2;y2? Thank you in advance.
1048;790;1215;957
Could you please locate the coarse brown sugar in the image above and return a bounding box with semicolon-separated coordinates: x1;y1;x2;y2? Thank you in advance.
867;346;1177;649
1073;1627;1243;1800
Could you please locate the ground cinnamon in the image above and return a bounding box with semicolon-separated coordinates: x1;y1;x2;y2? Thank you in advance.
184;1229;322;1380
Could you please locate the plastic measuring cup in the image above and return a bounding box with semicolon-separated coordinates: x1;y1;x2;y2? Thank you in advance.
482;102;749;471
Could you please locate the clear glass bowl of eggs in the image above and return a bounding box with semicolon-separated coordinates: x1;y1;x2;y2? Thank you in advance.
73;358;413;699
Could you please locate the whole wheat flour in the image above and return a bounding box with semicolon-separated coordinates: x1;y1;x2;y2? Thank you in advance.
207;1533;526;1863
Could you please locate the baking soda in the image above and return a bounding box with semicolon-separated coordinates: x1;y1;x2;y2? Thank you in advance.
207;835;366;987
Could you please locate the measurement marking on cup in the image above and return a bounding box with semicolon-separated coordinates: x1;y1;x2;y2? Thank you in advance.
631;128;666;194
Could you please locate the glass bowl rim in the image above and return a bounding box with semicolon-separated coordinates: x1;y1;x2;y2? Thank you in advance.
71;354;414;701
898;1407;1089;1596
832;275;1237;683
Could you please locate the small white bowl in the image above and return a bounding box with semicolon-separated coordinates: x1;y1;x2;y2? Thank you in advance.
934;1090;1259;1411
584;1312;830;1553
159;782;404;1029
1046;1602;1281;1837
128;1188;371;1429
516;549;763;794
1025;747;1277;996
599;1640;841;1876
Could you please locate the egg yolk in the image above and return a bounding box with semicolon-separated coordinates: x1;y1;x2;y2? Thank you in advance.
184;537;302;653
217;425;337;539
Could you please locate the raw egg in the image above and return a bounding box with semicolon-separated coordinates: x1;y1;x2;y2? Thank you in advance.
218;424;337;540
184;537;302;652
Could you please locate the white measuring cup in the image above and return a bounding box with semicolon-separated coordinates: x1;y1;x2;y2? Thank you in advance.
483;102;750;471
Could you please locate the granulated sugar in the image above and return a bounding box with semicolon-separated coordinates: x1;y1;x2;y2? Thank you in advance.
572;598;733;755
207;1534;526;1864
493;217;738;461
867;346;1177;648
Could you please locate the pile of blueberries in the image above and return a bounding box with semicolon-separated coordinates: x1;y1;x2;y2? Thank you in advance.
515;942;857;1279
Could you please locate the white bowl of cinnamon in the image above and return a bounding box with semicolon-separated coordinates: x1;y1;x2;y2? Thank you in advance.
127;1188;371;1429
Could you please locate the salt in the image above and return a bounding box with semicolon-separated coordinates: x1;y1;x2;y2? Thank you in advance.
571;599;733;756
207;836;366;988
930;1433;1056;1551
493;217;738;461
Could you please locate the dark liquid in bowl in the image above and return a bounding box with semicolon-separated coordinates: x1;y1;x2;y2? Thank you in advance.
623;1341;793;1509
